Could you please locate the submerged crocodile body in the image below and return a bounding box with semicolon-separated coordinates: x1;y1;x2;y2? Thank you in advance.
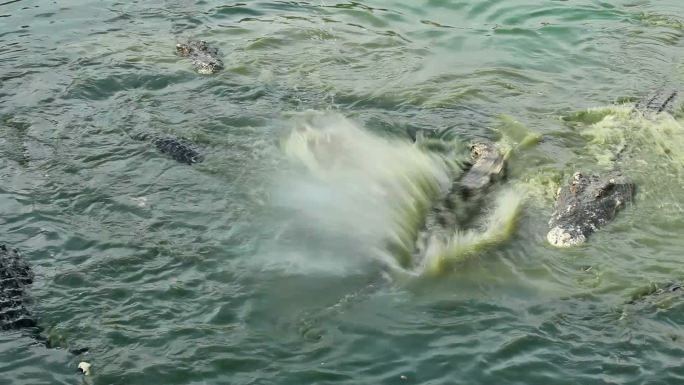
176;40;224;74
547;172;635;247
626;282;682;306
1;245;88;354
0;245;37;331
635;89;678;114
153;136;204;165
133;133;204;165
547;89;678;247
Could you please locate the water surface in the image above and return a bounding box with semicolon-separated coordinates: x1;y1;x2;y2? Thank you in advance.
1;0;684;384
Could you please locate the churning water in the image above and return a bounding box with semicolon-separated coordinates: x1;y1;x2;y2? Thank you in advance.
2;0;684;384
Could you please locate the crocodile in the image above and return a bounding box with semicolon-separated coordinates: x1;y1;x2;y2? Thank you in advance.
0;245;36;331
626;282;682;306
153;136;204;165
547;172;635;247
635;88;678;114
547;89;678;247
1;245;88;354
176;40;224;74
133;133;204;165
432;141;506;229
460;141;506;196
414;140;513;271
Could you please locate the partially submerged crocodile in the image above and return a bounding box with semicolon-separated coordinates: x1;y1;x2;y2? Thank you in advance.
461;142;506;196
153;136;203;165
0;245;36;331
176;40;224;74
434;141;506;226
133;133;204;165
547;89;679;247
547;172;635;247
412;140;516;272
1;245;88;354
635;88;678;114
626;282;682;306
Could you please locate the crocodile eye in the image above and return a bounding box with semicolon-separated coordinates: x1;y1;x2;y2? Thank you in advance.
595;182;615;198
176;44;190;56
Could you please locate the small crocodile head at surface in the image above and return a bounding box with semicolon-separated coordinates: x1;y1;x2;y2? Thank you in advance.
193;58;223;75
176;40;209;56
175;42;192;57
176;40;224;74
459;141;506;196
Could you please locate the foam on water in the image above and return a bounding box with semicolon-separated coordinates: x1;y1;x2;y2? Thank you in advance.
577;105;684;168
500;104;684;213
276;111;525;275
420;187;524;275
271;105;684;278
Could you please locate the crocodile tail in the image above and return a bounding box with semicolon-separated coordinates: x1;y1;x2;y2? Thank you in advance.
635;88;679;114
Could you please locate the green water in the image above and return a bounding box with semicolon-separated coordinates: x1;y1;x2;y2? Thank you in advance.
2;0;684;384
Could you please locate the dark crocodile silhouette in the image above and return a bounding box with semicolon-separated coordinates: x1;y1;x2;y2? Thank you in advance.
0;245;36;331
635;89;678;114
1;245;88;354
547;88;679;247
153;136;204;165
176;40;224;74
133;133;204;165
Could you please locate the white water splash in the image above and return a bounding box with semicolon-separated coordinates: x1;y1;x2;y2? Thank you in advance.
272;111;524;275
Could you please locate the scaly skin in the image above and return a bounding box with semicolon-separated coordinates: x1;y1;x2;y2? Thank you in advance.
460;142;506;196
626;282;682;305
132;132;204;165
547;88;680;247
153;137;203;165
547;172;635;247
0;245;36;331
176;40;224;74
634;89;678;114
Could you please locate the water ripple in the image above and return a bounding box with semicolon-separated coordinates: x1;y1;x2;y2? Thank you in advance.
1;0;684;384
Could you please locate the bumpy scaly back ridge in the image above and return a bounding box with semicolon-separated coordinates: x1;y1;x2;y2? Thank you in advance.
0;245;36;330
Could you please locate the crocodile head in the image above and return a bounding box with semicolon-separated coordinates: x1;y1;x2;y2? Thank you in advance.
176;43;192;57
547;172;635;247
192;57;224;74
176;40;209;57
176;40;224;74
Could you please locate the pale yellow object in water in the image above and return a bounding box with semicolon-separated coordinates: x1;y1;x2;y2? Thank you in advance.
78;361;92;376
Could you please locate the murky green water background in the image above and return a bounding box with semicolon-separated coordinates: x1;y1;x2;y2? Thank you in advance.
2;0;684;384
